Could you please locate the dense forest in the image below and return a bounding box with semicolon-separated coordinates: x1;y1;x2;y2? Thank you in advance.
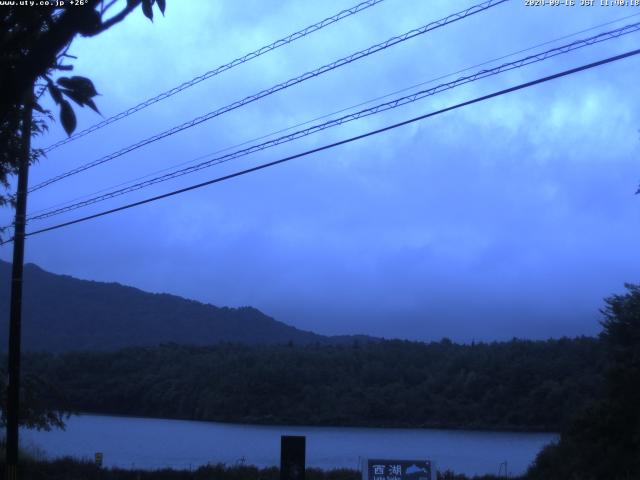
20;336;603;432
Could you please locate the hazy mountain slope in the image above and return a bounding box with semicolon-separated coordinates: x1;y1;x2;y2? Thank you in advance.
0;260;352;352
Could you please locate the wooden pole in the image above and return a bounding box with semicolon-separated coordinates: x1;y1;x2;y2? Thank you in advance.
5;95;33;480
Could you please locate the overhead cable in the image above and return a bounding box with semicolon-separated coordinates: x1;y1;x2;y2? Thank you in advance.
28;10;640;219
27;21;640;222
29;0;508;193
6;47;636;243
41;0;388;153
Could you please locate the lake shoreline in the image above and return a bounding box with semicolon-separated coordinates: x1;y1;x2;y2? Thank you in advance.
67;410;561;435
21;413;556;476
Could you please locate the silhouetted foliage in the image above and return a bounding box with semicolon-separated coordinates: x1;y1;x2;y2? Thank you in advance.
0;0;165;207
0;363;69;431
7;458;362;480
527;283;640;480
12;458;510;480
436;472;506;480
20;337;603;432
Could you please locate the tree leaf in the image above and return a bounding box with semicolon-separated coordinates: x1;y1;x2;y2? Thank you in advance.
77;8;102;36
48;84;63;105
59;88;84;107
58;76;98;98
60;100;77;136
142;0;153;21
59;86;100;115
156;0;165;15
57;77;72;89
85;98;100;114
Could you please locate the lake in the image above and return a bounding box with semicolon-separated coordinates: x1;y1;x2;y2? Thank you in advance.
20;414;557;477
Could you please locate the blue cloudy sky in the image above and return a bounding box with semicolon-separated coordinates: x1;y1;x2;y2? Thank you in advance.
1;0;639;341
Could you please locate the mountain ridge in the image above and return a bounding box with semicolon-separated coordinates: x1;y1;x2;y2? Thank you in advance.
0;260;374;352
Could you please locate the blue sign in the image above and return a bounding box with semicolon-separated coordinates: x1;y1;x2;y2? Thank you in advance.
367;459;432;480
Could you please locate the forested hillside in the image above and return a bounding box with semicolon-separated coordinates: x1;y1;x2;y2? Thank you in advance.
23;337;603;431
0;261;370;351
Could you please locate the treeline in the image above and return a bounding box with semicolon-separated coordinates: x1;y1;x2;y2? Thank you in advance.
23;337;603;431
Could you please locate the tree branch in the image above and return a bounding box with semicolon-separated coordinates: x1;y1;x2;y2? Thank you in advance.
0;0;143;122
85;0;142;37
101;0;119;16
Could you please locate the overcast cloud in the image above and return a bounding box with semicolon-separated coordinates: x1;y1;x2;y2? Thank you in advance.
1;0;639;341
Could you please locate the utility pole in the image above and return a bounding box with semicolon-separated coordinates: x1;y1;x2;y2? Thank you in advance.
5;93;33;480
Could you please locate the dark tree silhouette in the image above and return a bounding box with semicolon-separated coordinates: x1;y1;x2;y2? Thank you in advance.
0;0;166;208
527;284;640;480
0;364;68;431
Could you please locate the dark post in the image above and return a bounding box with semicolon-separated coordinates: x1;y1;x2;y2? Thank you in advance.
280;435;306;480
5;96;33;480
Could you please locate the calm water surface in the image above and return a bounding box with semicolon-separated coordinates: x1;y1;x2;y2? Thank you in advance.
21;414;557;477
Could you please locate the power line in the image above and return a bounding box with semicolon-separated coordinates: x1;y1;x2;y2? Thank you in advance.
41;0;388;153
27;10;640;219
33;0;505;191
28;0;508;194
7;47;637;243
26;21;640;222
